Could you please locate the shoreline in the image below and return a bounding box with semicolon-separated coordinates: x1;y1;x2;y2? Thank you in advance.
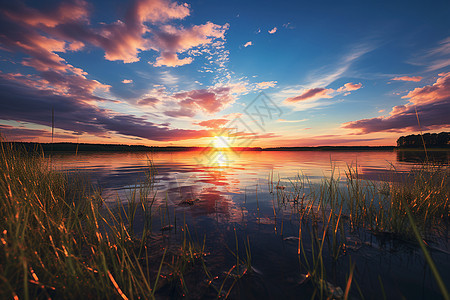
4;141;449;153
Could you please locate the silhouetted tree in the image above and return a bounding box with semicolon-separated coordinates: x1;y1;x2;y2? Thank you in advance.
397;132;450;148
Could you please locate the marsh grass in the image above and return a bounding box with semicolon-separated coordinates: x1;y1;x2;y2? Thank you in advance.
1;138;448;299
273;160;449;299
0;141;219;299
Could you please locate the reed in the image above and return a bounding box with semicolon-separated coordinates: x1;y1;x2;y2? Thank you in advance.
0;140;172;299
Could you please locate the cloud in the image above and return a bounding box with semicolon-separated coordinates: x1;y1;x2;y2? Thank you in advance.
122;79;133;84
256;81;277;88
243;41;252;48
1;0;227;67
402;72;450;105
282;82;362;110
285;88;333;103
277;119;308;123
343;72;450;134
165;87;234;117
391;76;423;82
0;76;211;141
0;124;77;141
150;22;229;66
337;82;362;92
1;71;111;103
194;118;229;129
2;0;90;28
407;37;450;72
306;44;374;88
137;97;160;106
153;52;193;67
268;27;277;34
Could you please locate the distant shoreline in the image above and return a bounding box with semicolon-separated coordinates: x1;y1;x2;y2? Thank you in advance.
4;141;449;153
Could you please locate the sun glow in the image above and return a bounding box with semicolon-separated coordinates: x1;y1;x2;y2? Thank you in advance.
213;136;231;149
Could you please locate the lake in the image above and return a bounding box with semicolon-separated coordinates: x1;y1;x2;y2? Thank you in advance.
50;149;450;299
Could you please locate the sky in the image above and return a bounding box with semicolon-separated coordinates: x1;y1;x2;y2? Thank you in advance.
0;0;449;147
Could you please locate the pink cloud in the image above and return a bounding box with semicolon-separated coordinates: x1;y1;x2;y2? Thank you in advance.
401;72;450;105
122;79;133;84
137;97;160;106
3;0;90;28
268;27;277;34
165;87;234;117
153;52;193;67
194;119;229;129
1;0;226;66
343;72;450;134
0;124;77;141
391;76;423;82
243;41;252;47
337;82;362;92
285;88;333;103
0;75;211;142
150;22;229;66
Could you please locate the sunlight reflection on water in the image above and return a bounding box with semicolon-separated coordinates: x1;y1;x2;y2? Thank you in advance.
50;149;448;210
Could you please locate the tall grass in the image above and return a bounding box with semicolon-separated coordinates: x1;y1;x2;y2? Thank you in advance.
274;161;449;299
2;139;448;299
0;141;171;298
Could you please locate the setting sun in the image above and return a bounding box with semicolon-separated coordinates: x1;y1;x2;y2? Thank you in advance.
213;136;231;149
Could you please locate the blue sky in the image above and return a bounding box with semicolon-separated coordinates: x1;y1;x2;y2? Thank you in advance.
0;0;449;146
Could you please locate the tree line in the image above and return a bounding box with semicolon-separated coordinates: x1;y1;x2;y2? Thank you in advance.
397;132;450;148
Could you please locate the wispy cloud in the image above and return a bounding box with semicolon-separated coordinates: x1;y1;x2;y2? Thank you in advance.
268;27;277;34
305;43;375;88
243;41;252;47
277;118;308;123
407;37;450;72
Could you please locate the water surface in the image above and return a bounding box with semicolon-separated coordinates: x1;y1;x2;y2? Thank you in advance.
50;149;450;299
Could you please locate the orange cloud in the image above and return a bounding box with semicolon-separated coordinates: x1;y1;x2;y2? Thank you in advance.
337;82;362;92
153;52;193;67
194;118;229;129
243;41;252;47
391;76;423;82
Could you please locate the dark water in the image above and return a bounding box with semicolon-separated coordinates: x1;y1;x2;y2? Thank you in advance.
51;150;450;299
